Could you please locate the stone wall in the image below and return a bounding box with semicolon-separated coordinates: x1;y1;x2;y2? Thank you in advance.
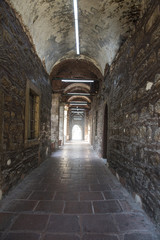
0;1;52;197
92;0;160;227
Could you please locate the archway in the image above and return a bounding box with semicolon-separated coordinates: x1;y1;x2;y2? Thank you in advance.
103;104;108;159
72;125;82;140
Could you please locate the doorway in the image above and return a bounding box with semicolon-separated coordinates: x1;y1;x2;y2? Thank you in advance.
72;125;82;140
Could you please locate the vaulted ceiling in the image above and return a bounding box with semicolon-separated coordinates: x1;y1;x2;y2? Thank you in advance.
8;0;152;113
9;0;151;75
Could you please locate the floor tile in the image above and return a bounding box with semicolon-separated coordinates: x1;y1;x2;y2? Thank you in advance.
64;202;93;214
81;215;118;233
47;215;80;233
114;213;152;232
42;234;80;240
3;232;40;240
80;192;104;201
0;213;16;231
4;200;37;212
34;200;64;213
11;214;49;231
54;192;79;201
93;200;122;213
124;232;155;240
119;200;132;212
103;191;125;200
90;184;110;191
29;191;55;200
82;234;118;240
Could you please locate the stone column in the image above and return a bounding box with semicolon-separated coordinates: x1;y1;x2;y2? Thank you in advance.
67;110;70;141
64;106;68;143
85;111;89;141
51;93;60;149
59;104;64;146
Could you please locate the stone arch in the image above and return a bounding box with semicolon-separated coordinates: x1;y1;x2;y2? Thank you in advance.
50;57;103;82
68;96;91;103
63;83;90;94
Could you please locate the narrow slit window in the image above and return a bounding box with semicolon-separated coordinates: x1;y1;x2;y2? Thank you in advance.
25;81;40;142
28;91;36;139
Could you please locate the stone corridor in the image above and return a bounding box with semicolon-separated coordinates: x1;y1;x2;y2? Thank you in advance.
0;142;159;240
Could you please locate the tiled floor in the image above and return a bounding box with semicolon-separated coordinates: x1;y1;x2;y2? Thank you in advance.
0;142;159;240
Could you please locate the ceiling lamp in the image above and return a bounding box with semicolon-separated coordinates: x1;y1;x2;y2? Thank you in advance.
73;0;80;55
62;79;94;83
69;108;86;111
69;101;88;105
66;93;90;96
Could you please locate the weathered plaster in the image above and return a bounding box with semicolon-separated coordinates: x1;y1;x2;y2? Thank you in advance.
8;0;152;74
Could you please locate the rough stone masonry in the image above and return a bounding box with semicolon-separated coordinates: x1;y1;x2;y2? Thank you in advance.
92;0;160;228
0;1;52;197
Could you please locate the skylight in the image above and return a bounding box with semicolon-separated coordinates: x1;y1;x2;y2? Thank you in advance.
73;0;80;55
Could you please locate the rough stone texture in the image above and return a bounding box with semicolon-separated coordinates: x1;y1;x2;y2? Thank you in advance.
0;1;51;197
92;0;160;229
8;0;152;73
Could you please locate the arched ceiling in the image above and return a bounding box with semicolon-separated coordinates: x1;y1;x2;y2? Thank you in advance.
8;0;152;74
50;58;103;80
51;59;100;97
68;96;91;103
64;83;90;94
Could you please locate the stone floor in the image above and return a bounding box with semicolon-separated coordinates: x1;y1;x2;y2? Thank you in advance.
0;142;159;240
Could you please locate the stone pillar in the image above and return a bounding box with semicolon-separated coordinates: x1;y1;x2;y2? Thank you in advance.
67;110;70;140
64;106;68;143
51;93;60;149
85;111;89;141
59;104;64;146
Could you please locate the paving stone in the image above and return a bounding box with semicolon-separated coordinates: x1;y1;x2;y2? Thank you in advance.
54;192;79;201
67;185;90;192
0;213;16;231
28;183;47;191
34;200;64;213
93;200;122;213
81;215;118;233
119;200;132;212
114;214;152;232
90;184;111;191
4;200;37;212
82;234;118;240
103;191;125;200
47;215;80;233
124;232;155;240
43;234;80;240
80;192;104;201
64;202;93;214
29;191;55;200
3;232;40;240
11;214;49;231
8;191;32;200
